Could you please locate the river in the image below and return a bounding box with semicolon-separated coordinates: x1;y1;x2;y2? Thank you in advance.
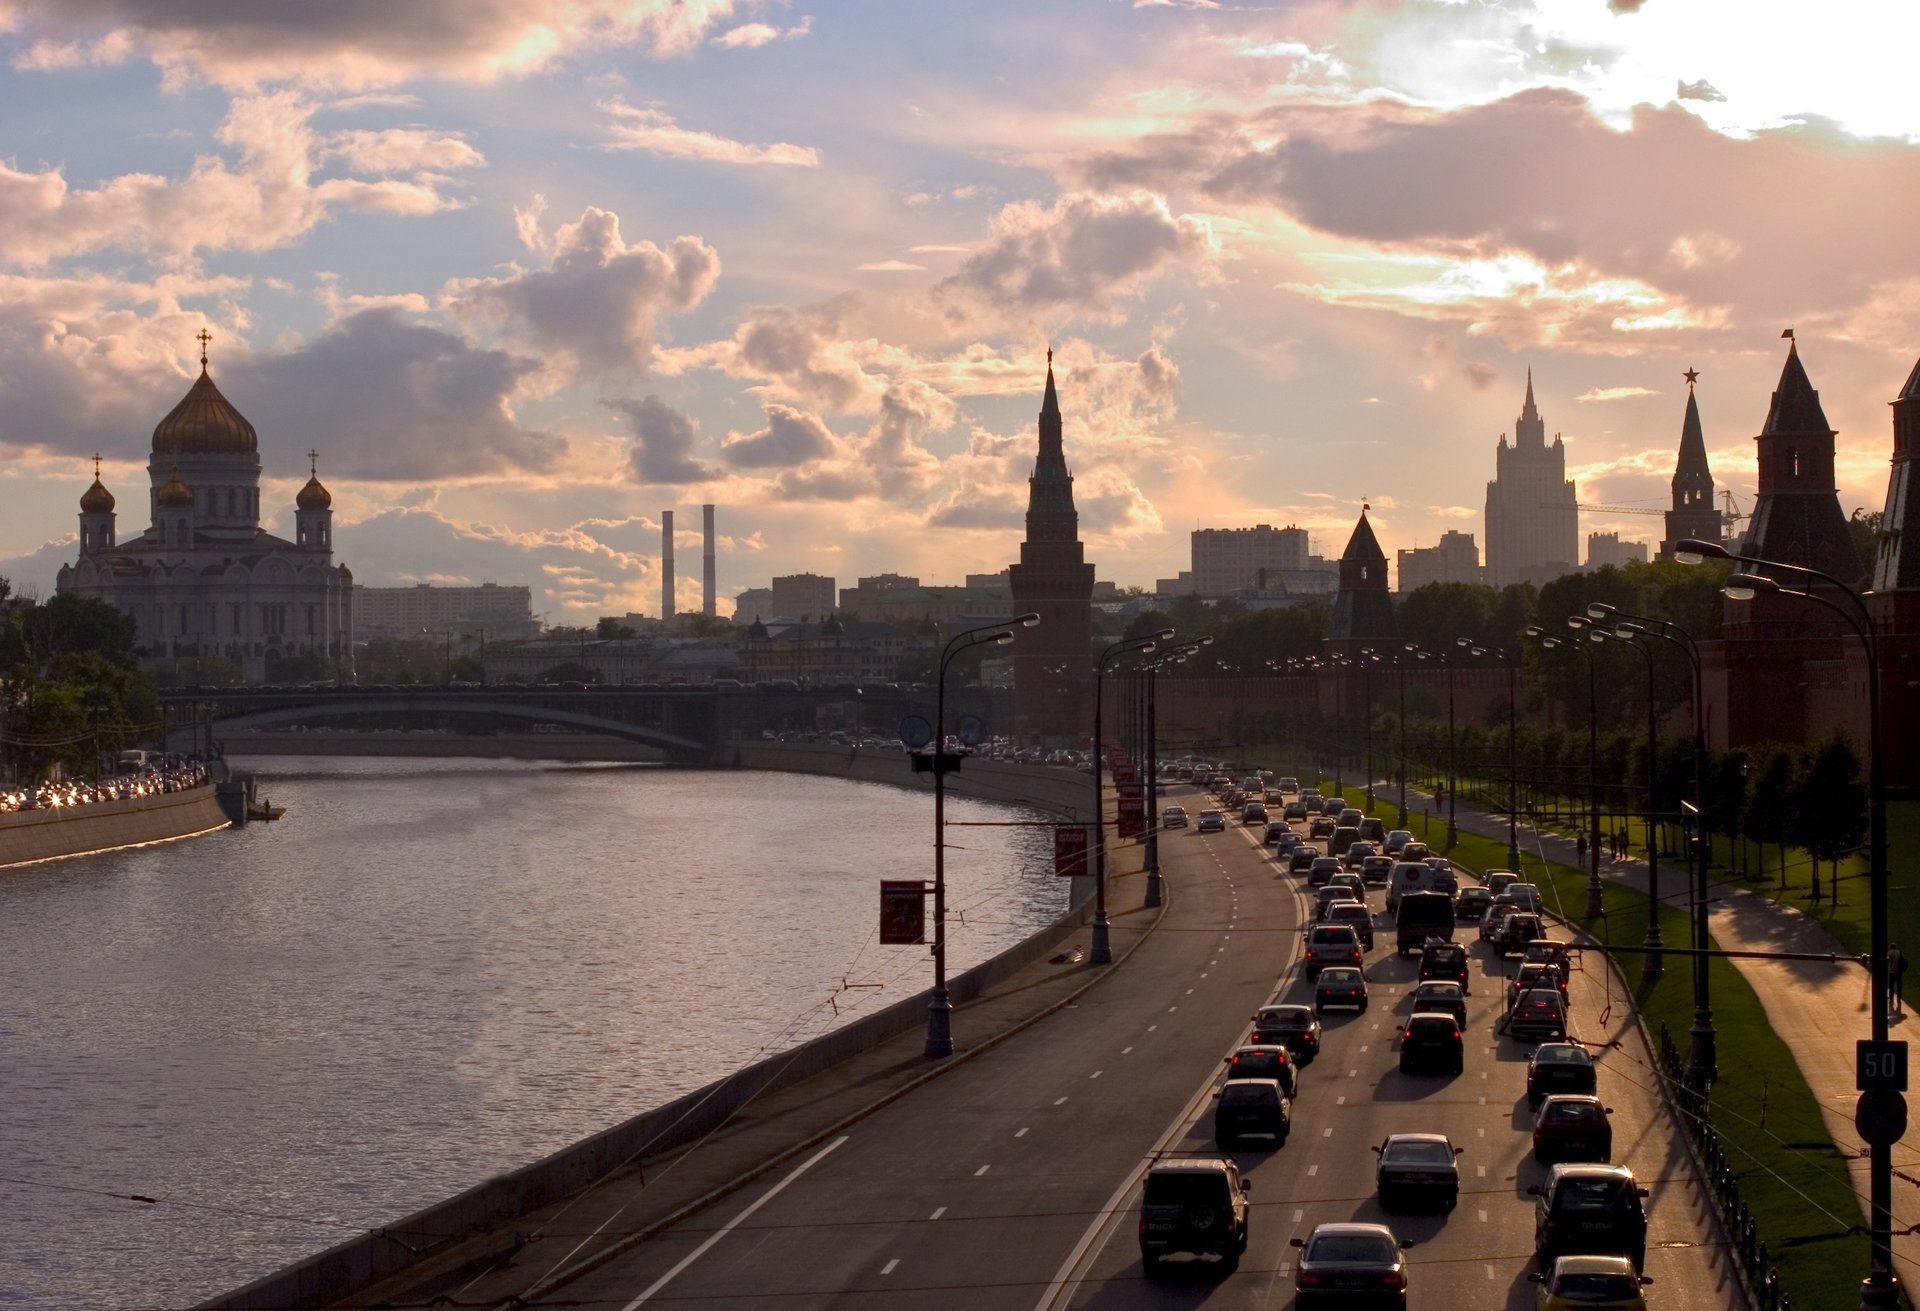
0;757;1063;1309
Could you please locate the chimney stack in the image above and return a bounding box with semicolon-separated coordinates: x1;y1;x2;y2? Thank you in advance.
702;504;717;618
661;510;675;622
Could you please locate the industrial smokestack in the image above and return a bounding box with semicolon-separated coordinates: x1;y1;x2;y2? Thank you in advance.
661;510;675;622
702;504;716;618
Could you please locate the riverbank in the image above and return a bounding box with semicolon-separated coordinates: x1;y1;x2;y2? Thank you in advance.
0;783;230;870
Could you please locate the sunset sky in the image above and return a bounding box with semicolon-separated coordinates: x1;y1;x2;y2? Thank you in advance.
2;0;1916;620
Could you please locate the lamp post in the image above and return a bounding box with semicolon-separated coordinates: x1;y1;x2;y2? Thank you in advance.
1561;619;1608;919
1395;645;1420;828
1142;637;1212;908
1592;602;1712;1086
924;612;1039;1058
1461;638;1522;870
1358;648;1377;812
1093;631;1172;964
1681;537;1893;1308
1590;624;1663;980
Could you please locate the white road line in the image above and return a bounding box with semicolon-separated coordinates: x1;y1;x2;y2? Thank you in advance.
1359;1045;1369;1053
1293;1208;1304;1221
975;1165;991;1176
1477;1165;1487;1177
619;1134;848;1308
1477;1127;1486;1137
881;1259;899;1275
1487;1265;1497;1280
1185;988;1194;995
1121;1046;1133;1054
1477;1209;1488;1223
1308;1164;1319;1177
1336;1095;1346;1106
1168;1005;1178;1012
1015;1128;1029;1138
1090;1070;1103;1079
1146;1025;1157;1033
1323;1127;1333;1138
1053;1097;1068;1106
1348;1068;1359;1077
930;1206;946;1220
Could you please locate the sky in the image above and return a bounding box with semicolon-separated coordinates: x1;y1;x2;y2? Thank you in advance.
2;0;1917;622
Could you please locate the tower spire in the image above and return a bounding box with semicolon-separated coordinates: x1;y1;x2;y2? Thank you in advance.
196;328;212;372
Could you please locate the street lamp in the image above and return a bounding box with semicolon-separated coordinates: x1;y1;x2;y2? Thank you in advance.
1562;618;1608;919
1142;637;1212;908
1092;631;1172;963
1588;623;1663;981
1682;535;1893;1308
924;612;1040;1058
1407;643;1462;848
1460;637;1522;870
1591;602;1712;1085
1394;645;1425;828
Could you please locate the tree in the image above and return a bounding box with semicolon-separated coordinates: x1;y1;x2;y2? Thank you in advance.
1848;508;1883;589
536;661;600;684
1396;582;1495;655
1742;744;1800;889
596;617;637;640
1793;731;1868;904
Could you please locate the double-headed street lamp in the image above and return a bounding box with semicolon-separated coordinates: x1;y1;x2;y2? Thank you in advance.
1141;637;1213;909
1408;643;1461;848
1527;623;1605;920
1460;637;1522;870
1679;537;1894;1309
1394;645;1428;828
1092;630;1173;964
1588;623;1663;981
924;612;1040;1059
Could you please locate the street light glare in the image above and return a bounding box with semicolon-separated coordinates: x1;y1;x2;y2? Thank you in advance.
1587;603;1615;620
1675;538;1730;563
1152;627;1176;641
992;633;1014;645
1017;613;1041;628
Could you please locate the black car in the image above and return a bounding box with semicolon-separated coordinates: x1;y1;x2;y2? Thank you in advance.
1225;1043;1298;1096
1419;940;1471;992
1264;820;1292;845
1251;1004;1321;1060
1361;854;1394;886
1530;1164;1649;1271
1309;815;1337;839
1496;911;1546;958
1455;886;1493;922
1407;980;1468;1028
1326;901;1375;950
1291;1223;1408;1309
1140;1157;1252;1275
1527;1043;1599;1107
1398;1012;1464;1075
1289;848;1319;874
1374;1132;1463;1211
1214;1077;1290;1149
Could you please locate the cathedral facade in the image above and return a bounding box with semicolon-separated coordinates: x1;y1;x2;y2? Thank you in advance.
56;341;353;682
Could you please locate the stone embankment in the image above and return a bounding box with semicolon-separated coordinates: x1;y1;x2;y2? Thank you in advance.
0;784;230;870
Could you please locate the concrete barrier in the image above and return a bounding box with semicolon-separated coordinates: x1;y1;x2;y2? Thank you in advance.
195;746;1097;1310
0;784;229;870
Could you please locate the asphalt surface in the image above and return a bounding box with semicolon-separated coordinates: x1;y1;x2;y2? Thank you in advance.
343;784;1743;1310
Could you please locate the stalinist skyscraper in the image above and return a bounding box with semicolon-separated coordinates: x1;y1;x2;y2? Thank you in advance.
1484;370;1579;587
1009;354;1095;744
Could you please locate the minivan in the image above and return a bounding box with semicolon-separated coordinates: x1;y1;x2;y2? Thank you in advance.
1530;1164;1649;1270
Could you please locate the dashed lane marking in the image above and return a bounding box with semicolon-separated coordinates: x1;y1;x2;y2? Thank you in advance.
1323;1128;1333;1138
1146;1025;1157;1033
1016;1128;1029;1138
1308;1165;1319;1177
1053;1097;1068;1106
1477;1209;1488;1223
881;1259;899;1275
1122;1046;1133;1055
929;1207;945;1220
975;1165;991;1177
1293;1208;1304;1222
1090;1071;1103;1080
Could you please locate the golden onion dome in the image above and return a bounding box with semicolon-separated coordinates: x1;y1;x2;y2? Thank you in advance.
296;475;332;510
156;472;195;508
152;367;258;456
80;478;115;513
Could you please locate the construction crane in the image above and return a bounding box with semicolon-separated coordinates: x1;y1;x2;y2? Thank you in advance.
1553;490;1749;530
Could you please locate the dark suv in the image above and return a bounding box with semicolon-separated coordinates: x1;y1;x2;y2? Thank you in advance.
1139;1157;1253;1275
1530;1164;1649;1270
1399;1012;1464;1075
1527;1043;1599;1107
1419;940;1471;992
1213;1077;1291;1149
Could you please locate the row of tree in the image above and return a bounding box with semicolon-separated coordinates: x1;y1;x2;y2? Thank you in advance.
0;578;160;783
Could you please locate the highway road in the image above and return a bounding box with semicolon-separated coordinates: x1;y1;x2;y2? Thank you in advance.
539;784;1740;1310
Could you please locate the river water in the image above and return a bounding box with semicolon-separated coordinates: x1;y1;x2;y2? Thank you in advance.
0;757;1062;1309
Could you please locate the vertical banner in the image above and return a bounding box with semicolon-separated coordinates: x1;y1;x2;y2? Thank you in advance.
1118;797;1146;839
879;880;927;944
1054;824;1090;877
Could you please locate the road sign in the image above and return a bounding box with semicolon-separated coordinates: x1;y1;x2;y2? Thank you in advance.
1054;825;1089;878
1118;797;1145;839
1855;1090;1908;1147
956;714;985;745
1858;1040;1910;1092
897;715;931;749
879;881;927;944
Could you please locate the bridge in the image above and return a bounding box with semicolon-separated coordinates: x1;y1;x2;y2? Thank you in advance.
158;683;1016;763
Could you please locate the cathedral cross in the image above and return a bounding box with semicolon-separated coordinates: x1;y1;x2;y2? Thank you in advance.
196;328;212;367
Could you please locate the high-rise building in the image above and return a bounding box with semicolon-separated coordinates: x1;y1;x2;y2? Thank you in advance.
1659;370;1722;559
1008;355;1095;744
770;573;837;619
1585;532;1648;570
354;582;537;638
731;587;773;625
1189;524;1310;595
1484;371;1579;587
1396;530;1482;592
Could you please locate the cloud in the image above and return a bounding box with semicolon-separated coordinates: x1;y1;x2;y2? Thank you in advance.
599;98;820;167
714;18;811;49
444;206;720;381
608;395;715;485
1;0;747;90
719;404;836;469
856;260;926;272
1577;385;1658;403
1676;78;1725;103
937;191;1215;315
0;91;474;266
715;300;876;409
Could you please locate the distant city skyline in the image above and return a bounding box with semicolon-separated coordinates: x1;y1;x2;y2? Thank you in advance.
2;2;1916;620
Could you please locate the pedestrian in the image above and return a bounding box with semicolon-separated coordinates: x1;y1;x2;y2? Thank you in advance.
1576;833;1587;863
1890;944;1907;1016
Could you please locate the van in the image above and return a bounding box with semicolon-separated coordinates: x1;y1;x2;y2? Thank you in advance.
1395;891;1456;956
1387;861;1432;912
1330;825;1361;858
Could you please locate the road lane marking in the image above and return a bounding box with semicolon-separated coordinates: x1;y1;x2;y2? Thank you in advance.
1477;1209;1488;1223
1122;1046;1133;1054
1323;1128;1333;1137
1016;1128;1029;1138
1053;1097;1068;1106
1308;1164;1319;1177
1487;1265;1497;1280
1348;1069;1359;1077
1477;1127;1486;1137
1186;988;1194;995
1168;1006;1178;1012
1293;1208;1304;1222
1336;1096;1346;1106
929;1207;946;1220
619;1134;848;1308
1147;1025;1157;1032
975;1165;991;1176
881;1259;899;1275
1090;1071;1103;1080
1477;1166;1487;1177
1359;1045;1369;1053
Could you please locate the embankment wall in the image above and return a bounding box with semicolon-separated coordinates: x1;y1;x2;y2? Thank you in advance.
0;785;229;870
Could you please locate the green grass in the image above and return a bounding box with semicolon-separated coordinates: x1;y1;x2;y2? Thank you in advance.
1286;772;1870;1310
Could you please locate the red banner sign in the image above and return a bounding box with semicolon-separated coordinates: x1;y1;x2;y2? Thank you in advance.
1118;797;1145;839
1054;825;1090;878
879;880;927;944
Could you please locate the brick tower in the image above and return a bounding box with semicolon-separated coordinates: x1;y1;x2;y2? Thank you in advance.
1658;369;1722;558
1009;354;1095;745
1866;356;1920;794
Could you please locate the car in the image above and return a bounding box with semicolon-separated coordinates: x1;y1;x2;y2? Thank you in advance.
1419;940;1471;992
1309;815;1337;839
1428;864;1458;894
1289;848;1319;874
1323;794;1348;813
1374;1132;1462;1209
1383;829;1414;855
1251;1003;1321;1059
1528;1043;1599;1107
1314;885;1361;921
1225;1042;1298;1096
1242;801;1269;825
1265;788;1285;804
1326;900;1375;950
1529;1254;1653;1309
1509;962;1570;1009
1481;902;1519;943
1506;882;1545;912
1361;854;1395;885
1214;1077;1291;1149
1327;871;1367;900
1284;801;1308;821
1498;912;1547;958
1398;1011;1464;1074
1359;816;1388;843
1485;870;1520;898
1337;807;1364;828
1456;886;1494;922
1530;1164;1649;1271
1275;830;1304;854
1525;938;1575;980
1162;805;1190;829
1278;776;1300;794
1508;988;1570;1042
1409;979;1468;1027
1534;1095;1615;1164
1315;965;1369;1013
1197;810;1226;833
1303;924;1363;978
1291;1222;1409;1309
1343;840;1376;870
1403;842;1432;863
1139;1156;1252;1275
1308;856;1343;886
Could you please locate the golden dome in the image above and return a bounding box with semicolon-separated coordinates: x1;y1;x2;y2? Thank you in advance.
296;475;332;510
80;478;115;513
156;472;195;508
152;367;258;456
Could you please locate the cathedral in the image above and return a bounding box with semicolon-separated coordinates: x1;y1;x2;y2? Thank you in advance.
56;335;354;682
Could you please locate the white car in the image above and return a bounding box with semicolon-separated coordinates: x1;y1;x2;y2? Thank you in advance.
1162;806;1190;829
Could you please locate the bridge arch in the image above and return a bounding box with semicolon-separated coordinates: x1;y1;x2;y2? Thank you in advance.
199;696;709;758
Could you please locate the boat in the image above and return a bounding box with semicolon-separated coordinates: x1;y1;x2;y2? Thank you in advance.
247;798;285;822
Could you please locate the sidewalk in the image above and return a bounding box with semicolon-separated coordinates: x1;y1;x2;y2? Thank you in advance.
1422;785;1919;1290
